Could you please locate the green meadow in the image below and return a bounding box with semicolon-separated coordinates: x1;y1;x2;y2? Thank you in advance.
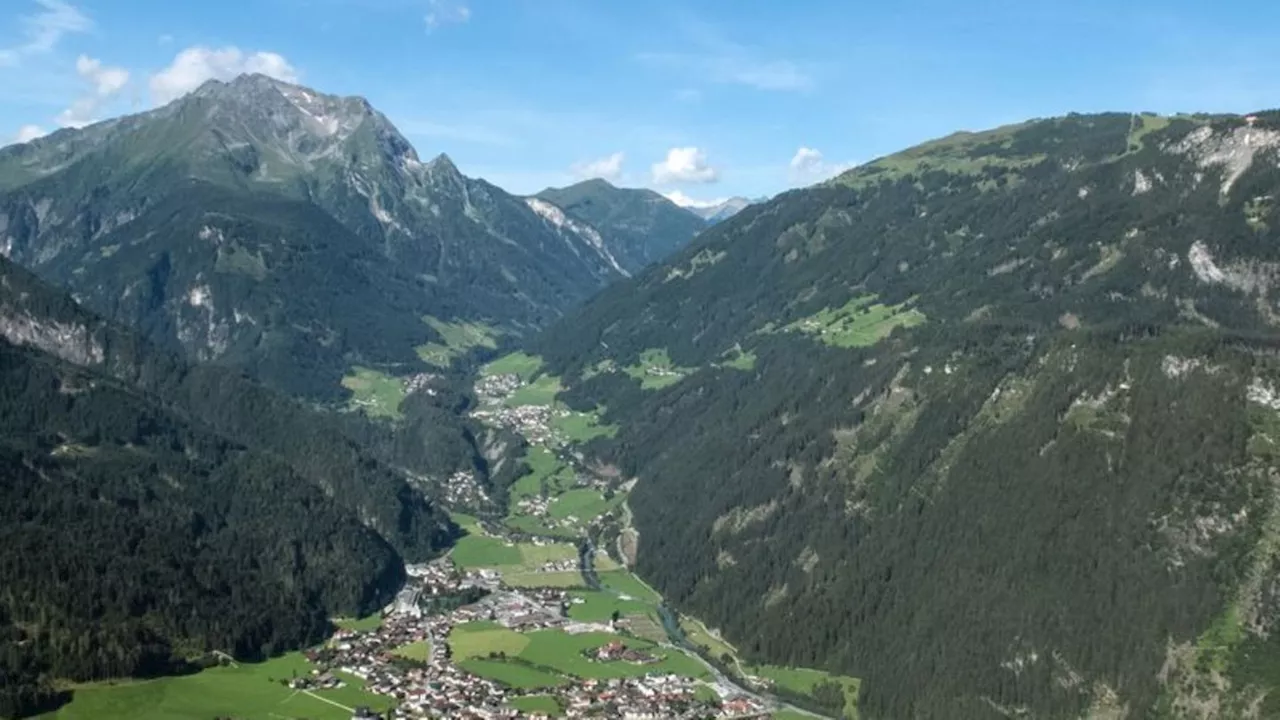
38;653;391;720
783;295;925;348
340;366;405;419
416;316;500;367
623;348;695;390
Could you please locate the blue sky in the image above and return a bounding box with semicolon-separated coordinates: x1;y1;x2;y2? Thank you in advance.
3;0;1280;202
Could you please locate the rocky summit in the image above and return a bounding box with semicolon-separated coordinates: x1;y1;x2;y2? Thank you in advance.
0;75;632;398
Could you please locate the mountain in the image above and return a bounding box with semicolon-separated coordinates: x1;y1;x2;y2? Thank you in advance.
681;196;758;224
0;254;458;718
525;111;1280;717
533;178;706;273
0;73;623;401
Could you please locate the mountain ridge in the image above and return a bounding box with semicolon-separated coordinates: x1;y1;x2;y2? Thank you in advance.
0;252;460;717
0;73;625;402
534;178;707;273
523;109;1280;718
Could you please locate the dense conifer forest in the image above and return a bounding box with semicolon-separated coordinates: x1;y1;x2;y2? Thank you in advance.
529;112;1280;716
0;258;459;717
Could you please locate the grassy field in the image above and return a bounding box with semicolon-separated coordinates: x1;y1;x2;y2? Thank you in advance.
340;366;404;420
458;659;567;689
482;352;545;380
507;374;564;407
1126;112;1174;152
830;121;1039;189
451;532;524;568
623;348;695;390
597;570;662;603
517;542;579;565
548;488;621;523
593;552;622;571
333;614;383;633
451;512;484;534
566;590;653;623
551;409;618;442
504;513;579;539
509;694;563;715
719;348;758;371
391;639;431;661
38;653;390;720
510;447;577;499
619;614;668;643
503;570;587;589
449;622;531;660
784;295;925;348
451;530;577;573
520;630;709;680
681;617;737;661
416;316;500;367
751;665;861;719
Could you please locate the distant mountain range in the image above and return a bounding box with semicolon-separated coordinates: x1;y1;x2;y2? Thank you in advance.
659;194;766;224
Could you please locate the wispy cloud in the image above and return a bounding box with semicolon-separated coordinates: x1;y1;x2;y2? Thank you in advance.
0;0;92;67
425;0;470;30
13;124;47;143
638;51;814;92
637;16;815;92
788;147;856;185
149;46;299;105
56;54;129;128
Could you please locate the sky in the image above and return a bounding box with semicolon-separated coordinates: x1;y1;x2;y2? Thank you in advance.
3;0;1280;204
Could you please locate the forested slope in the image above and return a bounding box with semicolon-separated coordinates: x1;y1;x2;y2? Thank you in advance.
0;256;459;718
527;112;1280;717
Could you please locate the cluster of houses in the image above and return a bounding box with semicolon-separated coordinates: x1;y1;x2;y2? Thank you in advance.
473;402;558;445
438;469;491;508
403;372;440;396
305;556;775;719
591;640;658;665
475;373;522;400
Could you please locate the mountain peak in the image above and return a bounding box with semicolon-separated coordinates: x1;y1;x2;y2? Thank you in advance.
425;152;461;177
576;177;616;191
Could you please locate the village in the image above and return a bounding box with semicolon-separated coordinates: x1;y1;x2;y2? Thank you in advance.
299;556;774;719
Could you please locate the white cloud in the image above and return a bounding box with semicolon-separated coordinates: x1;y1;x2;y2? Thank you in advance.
660;190;728;209
425;0;470;29
149;46;299;105
651;146;720;184
788;147;855;184
14;124;46;143
76;54;129;95
55;54;130;128
0;0;92;67
571;152;625;182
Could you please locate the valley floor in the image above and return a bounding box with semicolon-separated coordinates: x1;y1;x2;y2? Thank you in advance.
41;350;854;719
